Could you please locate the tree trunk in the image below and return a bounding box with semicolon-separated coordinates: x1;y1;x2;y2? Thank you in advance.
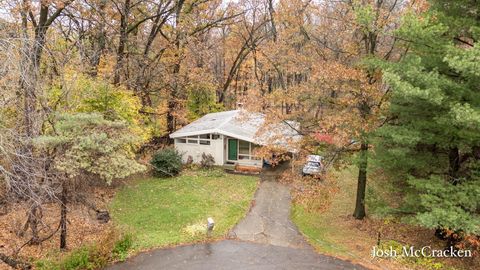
166;56;181;134
20;26;48;245
448;147;460;184
166;99;176;134
16;0;69;247
86;11;106;77
59;184;68;250
113;31;126;85
113;0;131;85
166;0;185;134
27;205;41;244
353;142;368;219
267;0;277;42
22;26;46;137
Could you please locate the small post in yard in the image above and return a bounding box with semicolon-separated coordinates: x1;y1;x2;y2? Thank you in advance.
207;217;215;237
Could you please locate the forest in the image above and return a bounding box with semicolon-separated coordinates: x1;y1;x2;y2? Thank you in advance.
0;0;479;269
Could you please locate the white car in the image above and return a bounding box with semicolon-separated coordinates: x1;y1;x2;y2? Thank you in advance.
302;155;323;176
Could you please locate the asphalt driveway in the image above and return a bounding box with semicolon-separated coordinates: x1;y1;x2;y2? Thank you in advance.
230;175;310;248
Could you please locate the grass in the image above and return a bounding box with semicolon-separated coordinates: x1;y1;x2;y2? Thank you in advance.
109;168;258;250
36;245;108;270
34;229;134;270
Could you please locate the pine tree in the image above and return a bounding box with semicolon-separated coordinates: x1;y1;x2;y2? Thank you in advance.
35;113;146;249
377;0;480;235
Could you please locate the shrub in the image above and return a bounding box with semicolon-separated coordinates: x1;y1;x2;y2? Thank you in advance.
61;247;95;270
36;246;106;270
183;221;207;237
150;148;183;177
35;259;59;270
35;229;128;270
186;155;193;165
200;153;215;169
112;234;133;262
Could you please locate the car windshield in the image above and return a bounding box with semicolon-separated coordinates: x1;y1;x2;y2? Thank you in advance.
307;161;320;167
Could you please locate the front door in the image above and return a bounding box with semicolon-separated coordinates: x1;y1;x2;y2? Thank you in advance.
228;139;238;160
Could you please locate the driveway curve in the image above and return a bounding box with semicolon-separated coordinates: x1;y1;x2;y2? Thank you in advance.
107;240;366;270
106;165;367;270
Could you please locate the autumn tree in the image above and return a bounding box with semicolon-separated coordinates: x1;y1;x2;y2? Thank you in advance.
63;0;109;77
295;0;408;219
164;0;245;133
234;0;417;219
213;0;271;105
0;0;73;246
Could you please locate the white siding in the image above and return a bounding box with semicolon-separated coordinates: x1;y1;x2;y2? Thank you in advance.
174;134;263;168
174;135;224;165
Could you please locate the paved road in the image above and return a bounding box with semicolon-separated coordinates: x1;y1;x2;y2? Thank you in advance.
106;165;367;270
107;240;366;270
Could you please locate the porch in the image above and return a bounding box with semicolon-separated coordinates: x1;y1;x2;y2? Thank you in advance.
223;136;263;168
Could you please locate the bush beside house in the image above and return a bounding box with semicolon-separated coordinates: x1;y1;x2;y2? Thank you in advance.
150;148;183;177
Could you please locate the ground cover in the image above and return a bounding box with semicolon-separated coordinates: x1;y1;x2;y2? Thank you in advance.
109;168;258;250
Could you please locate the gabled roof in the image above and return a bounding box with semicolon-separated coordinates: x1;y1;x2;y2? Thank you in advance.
169;110;302;151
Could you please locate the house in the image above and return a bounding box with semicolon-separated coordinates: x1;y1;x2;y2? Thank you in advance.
169;110;302;168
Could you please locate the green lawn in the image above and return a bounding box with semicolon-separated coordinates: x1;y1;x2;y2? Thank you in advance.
110;169;258;250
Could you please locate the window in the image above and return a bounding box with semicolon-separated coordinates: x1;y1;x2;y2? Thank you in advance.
237;141;261;160
239;141;252;160
186;135;197;144
180;134;214;145
212;134;220;140
239;141;250;155
251;144;261;160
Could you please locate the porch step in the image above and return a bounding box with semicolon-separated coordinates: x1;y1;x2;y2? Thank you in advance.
222;164;236;171
223;164;262;175
235;165;262;173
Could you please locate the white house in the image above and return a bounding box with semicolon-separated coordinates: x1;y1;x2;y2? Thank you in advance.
169;110;302;168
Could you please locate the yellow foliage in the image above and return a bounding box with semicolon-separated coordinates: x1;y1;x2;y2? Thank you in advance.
48;70;152;144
